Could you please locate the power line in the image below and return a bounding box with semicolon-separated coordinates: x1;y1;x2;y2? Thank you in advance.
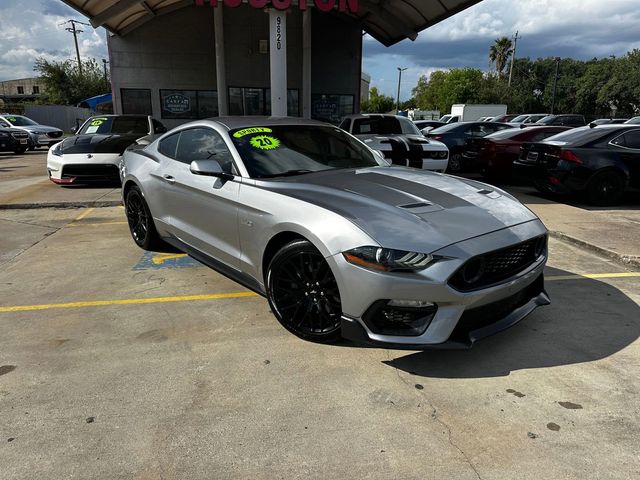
59;19;92;76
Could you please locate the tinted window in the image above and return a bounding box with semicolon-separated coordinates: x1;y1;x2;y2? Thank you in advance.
353;117;407;135
542;126;610;145
158;133;179;159
152;119;166;134
79;116;149;135
614;130;640;149
398;117;422;135
430;123;464;134
339;118;351;131
229;125;379;178
175;128;235;174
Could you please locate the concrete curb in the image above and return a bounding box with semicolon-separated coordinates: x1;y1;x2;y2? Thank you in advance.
549;230;640;270
0;201;122;210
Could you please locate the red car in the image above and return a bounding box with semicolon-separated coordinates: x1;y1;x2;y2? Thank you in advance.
463;126;571;180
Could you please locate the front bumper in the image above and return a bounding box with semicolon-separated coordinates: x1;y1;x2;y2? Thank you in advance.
328;220;550;348
29;132;63;147
47;150;122;184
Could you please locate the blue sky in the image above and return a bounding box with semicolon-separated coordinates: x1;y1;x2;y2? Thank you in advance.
1;0;640;101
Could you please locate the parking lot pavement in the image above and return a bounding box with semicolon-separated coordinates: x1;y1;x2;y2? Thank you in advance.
0;206;639;479
0;151;121;208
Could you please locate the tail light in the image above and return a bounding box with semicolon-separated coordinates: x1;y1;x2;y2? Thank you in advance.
560;149;583;164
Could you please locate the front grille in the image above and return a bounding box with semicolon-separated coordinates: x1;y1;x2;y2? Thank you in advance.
62;164;120;180
11;132;28;139
448;274;544;342
449;235;547;292
47;131;63;138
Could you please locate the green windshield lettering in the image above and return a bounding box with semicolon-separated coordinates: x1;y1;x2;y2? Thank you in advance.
233;127;273;138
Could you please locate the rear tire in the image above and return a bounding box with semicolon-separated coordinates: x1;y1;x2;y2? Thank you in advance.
266;240;343;343
586;170;624;206
125;186;160;250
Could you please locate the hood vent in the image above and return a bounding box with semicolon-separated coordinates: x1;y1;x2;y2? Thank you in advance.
399;202;432;209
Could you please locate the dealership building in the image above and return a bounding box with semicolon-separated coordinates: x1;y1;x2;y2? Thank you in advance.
61;0;480;127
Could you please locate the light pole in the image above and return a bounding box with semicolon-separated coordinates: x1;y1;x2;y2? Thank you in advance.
551;57;561;114
102;59;109;89
396;67;407;113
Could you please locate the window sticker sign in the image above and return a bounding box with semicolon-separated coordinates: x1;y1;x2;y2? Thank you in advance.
233;127;273;138
163;94;191;114
250;135;281;150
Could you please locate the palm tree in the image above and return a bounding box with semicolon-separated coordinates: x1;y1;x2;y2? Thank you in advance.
489;37;513;76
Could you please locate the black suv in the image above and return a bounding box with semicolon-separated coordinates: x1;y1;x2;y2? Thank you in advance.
535;114;586;127
514;125;640;205
0;126;29;154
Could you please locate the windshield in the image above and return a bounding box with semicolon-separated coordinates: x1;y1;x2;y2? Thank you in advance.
229;125;381;179
3;115;38;126
536;116;556;125
439;115;452;123
511;115;529;123
626;117;640;125
352;116;421;136
79;116;149;135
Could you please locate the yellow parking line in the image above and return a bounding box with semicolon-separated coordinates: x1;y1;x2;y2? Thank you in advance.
0;292;259;313
547;272;640;281
152;253;188;264
73;207;95;222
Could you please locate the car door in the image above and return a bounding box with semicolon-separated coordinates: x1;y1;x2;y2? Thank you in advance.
615;129;640;189
161;127;242;269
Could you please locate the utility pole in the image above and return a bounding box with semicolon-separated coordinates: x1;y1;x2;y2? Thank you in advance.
396;67;407;113
61;19;91;76
551;56;561;114
508;31;519;87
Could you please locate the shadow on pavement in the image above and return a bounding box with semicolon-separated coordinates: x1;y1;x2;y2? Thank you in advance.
383;266;639;378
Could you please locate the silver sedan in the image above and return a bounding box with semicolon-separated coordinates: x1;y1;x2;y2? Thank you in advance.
120;117;550;348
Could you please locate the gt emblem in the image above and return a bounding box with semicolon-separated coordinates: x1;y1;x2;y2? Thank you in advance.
87;154;93;159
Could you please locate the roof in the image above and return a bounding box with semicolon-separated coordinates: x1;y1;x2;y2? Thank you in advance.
59;0;483;46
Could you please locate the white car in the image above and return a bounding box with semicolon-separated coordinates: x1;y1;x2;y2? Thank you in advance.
339;114;449;172
47;115;166;184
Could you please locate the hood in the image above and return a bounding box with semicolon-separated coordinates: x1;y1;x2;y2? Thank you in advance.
261;166;538;253
19;125;62;134
60;134;140;155
359;134;445;152
0;127;27;135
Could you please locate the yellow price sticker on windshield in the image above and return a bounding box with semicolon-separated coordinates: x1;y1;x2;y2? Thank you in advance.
90;119;105;126
233;127;272;138
250;135;280;150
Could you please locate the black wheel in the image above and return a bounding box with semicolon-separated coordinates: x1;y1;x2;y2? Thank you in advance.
586;171;624;206
13;147;26;154
448;153;463;173
125;186;160;250
266;240;343;343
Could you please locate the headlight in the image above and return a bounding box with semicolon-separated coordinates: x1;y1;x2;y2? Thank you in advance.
0;132;8;138
343;246;434;272
51;143;63;156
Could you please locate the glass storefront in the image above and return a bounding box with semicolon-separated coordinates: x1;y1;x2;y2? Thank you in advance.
159;90;219;119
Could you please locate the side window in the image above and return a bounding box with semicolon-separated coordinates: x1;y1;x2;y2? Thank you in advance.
610;133;626;147
530;132;547;142
158;132;179;159
175;128;236;174
622;130;640;149
466;125;486;137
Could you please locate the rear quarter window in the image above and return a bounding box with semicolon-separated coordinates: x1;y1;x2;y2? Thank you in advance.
158;132;179;159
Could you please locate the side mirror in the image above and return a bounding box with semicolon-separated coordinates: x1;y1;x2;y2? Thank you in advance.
190;159;234;180
0;122;9;128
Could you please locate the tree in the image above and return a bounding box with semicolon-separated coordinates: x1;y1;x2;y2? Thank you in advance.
412;68;483;113
489;37;513;76
361;87;395;113
33;57;108;105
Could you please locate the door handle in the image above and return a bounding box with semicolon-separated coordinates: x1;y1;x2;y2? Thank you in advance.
163;174;176;184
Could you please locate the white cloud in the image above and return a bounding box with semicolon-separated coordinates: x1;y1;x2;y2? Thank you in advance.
0;0;107;81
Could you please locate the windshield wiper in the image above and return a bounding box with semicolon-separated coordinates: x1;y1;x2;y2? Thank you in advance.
258;169;315;179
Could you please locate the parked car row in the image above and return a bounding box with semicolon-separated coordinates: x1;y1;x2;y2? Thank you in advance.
0;114;63;150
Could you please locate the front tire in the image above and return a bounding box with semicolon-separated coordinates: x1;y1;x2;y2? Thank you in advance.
586;170;624;206
266;240;343;343
447;153;463;173
125;186;160;250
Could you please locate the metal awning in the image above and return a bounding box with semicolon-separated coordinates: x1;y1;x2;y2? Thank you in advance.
59;0;482;46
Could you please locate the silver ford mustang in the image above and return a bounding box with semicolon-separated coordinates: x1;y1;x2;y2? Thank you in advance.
120;117;550;349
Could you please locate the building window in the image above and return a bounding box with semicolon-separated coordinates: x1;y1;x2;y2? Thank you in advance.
159;90;218;120
121;88;152;115
311;94;354;125
229;87;299;117
32;86;40;94
17;86;24;95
